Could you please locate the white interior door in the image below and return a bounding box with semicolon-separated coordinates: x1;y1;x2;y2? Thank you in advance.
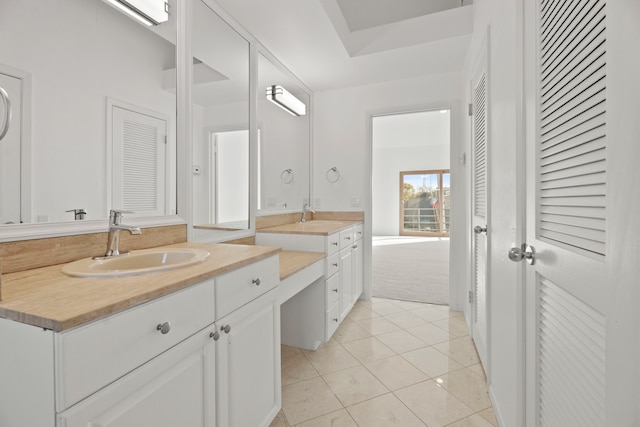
521;0;632;424
0;72;21;224
470;40;489;369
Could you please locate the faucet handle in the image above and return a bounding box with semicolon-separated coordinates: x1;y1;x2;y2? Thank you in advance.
109;209;134;225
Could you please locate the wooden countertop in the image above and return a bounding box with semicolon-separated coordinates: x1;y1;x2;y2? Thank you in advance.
257;220;362;236
278;251;325;280
0;242;280;332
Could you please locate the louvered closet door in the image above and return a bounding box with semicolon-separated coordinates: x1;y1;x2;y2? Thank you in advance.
524;0;607;425
112;106;167;217
470;43;489;370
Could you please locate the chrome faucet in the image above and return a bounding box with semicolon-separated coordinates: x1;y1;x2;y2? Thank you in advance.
300;203;316;223
96;210;142;258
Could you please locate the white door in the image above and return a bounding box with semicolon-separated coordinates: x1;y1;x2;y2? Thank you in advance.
470;39;489;369
211;130;249;226
0;72;21;224
111;104;167;217
522;1;640;425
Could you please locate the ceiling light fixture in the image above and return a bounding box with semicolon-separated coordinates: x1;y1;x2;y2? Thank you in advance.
265;85;306;116
105;0;169;26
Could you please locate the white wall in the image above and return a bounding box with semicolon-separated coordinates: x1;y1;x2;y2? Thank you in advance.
312;73;467;307
372;111;450;236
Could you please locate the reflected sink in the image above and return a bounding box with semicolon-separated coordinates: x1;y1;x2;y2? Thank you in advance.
61;248;210;278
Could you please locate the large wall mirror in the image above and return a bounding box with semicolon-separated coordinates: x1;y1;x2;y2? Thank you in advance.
191;0;250;239
0;0;178;234
257;52;311;214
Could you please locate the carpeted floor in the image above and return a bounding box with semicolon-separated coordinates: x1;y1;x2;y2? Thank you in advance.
372;236;450;305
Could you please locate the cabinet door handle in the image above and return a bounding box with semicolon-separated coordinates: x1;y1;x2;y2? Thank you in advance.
332;263;338;267
252;278;261;286
332;318;339;322
345;236;351;240
156;322;171;335
332;242;338;246
210;331;220;341
352;244;358;249
333;288;339;293
221;324;231;334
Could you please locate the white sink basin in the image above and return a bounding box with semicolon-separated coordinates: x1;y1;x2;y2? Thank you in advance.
61;248;210;278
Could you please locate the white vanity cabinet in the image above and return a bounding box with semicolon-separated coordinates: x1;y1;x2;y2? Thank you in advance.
213;256;281;427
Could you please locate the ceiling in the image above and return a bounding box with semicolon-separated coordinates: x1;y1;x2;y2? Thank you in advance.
213;0;474;91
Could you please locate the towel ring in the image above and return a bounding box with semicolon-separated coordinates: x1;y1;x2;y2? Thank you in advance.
326;166;340;183
281;168;294;184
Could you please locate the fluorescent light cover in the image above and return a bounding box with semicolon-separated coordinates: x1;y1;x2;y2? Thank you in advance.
266;85;306;116
105;0;169;26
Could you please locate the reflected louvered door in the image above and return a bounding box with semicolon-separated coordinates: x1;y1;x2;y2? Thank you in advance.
111;106;167;217
470;42;489;370
524;0;607;425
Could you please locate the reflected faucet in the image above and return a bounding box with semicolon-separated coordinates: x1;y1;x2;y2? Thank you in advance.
95;210;142;259
300;203;315;223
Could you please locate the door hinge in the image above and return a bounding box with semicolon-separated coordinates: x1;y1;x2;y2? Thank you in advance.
468;103;473;116
468;290;474;303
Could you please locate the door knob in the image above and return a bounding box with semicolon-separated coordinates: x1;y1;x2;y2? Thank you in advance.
508;244;536;265
474;225;487;234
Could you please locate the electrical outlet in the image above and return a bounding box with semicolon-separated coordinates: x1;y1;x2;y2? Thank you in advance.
351;197;361;207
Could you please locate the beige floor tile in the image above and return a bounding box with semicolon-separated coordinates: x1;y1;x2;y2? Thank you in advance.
303;343;360;375
270;410;290;427
409;306;452;322
435;368;492;411
468;363;487;380
445;414;495;427
293;409;357;427
433;337;481;367
355;316;398;336
347;393;427;427
282;377;343;426
384;310;427;329
282;354;320;385
395;380;475;427
282;345;304;359
433;317;470;337
477;408;499;427
332;319;372;343
346;304;379;321
323;365;389;406
342;336;395;364
406;323;456;345
401;346;464;378
364;354;428;390
376;330;428;353
369;300;406;316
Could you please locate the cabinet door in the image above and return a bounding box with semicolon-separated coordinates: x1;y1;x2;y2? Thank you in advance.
216;289;280;427
58;327;216;427
339;248;353;321
352;240;363;303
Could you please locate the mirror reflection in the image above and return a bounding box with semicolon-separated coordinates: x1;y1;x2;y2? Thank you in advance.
191;0;250;234
0;0;177;225
257;53;310;213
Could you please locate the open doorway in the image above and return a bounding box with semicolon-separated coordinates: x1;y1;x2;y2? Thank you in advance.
371;109;451;304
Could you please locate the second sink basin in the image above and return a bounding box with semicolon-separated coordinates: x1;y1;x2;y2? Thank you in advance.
61;248;210;278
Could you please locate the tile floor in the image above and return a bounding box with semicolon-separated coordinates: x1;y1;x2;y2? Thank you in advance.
270;297;498;427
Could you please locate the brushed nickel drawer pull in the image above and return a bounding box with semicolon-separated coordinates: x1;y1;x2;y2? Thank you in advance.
156;322;171;335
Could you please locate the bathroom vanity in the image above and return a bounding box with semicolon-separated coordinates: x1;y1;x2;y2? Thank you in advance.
0;243;281;427
256;220;364;348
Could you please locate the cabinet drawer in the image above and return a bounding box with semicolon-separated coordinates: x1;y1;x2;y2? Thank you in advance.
215;255;279;320
326;233;340;255
55;280;215;411
339;228;354;250
326;301;341;340
326;252;340;277
326;273;340;307
354;224;363;241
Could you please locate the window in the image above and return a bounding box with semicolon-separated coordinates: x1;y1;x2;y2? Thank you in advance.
400;170;450;236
